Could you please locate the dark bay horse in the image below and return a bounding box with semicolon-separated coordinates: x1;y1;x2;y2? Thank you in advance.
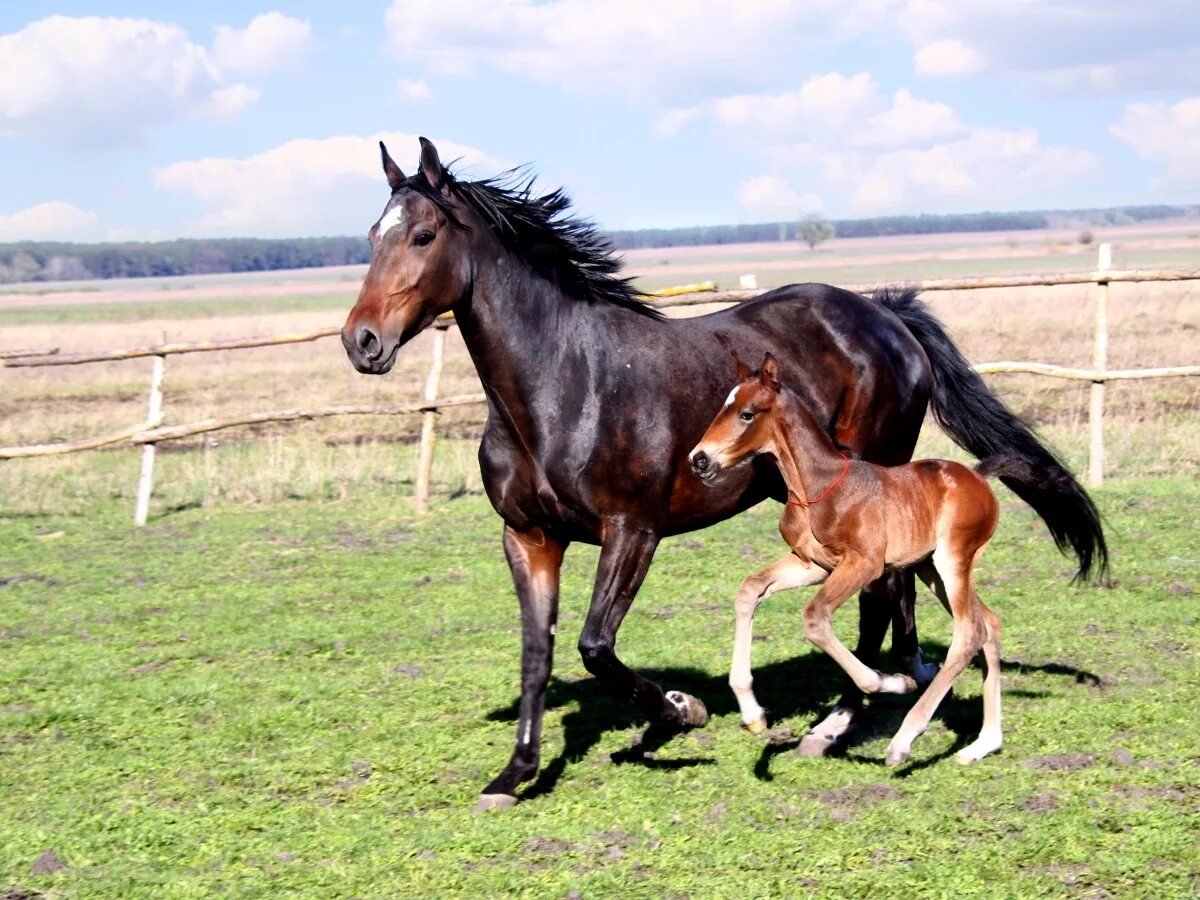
341;138;1107;810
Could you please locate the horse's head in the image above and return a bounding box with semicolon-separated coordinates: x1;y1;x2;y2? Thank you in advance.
690;352;781;482
342;138;472;374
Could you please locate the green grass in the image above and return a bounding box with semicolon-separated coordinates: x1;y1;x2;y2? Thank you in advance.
0;293;355;328
1;476;1198;897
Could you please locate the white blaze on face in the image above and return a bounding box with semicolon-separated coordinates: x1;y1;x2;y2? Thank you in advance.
724;386;740;409
377;204;406;238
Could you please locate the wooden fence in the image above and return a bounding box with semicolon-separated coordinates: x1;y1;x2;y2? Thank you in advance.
3;244;1198;525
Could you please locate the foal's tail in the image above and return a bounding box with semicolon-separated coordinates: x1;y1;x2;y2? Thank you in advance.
878;288;1108;583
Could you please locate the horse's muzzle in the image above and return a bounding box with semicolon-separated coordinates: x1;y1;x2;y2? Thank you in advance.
342;324;399;375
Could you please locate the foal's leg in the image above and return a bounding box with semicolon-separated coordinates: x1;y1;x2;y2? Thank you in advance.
801;555;922;697
799;571;930;757
476;525;567;811
730;554;827;733
955;601;1002;764
576;525;707;727
884;552;986;766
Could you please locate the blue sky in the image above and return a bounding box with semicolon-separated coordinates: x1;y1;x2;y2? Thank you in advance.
1;1;1198;241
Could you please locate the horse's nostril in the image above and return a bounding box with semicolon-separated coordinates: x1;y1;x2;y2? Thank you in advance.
357;325;382;360
692;451;709;472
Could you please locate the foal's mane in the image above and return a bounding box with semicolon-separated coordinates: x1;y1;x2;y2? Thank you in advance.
412;166;663;320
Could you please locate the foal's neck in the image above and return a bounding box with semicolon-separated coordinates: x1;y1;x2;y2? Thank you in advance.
771;388;851;504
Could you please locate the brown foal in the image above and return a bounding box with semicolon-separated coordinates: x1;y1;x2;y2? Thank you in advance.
690;353;1004;765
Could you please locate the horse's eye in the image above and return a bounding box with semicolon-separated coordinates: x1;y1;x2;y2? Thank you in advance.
413;230;435;247
739;411;755;422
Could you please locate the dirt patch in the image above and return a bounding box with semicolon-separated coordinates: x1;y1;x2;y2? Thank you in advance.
30;850;64;876
809;782;901;822
1021;792;1059;814
1021;753;1096;772
524;837;584;856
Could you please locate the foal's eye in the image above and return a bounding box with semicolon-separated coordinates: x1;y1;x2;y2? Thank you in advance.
413;230;435;247
738;411;755;422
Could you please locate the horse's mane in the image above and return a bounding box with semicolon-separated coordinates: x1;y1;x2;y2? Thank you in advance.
410;166;663;320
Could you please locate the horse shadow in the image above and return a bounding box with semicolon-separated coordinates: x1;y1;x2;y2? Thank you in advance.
485;647;1100;798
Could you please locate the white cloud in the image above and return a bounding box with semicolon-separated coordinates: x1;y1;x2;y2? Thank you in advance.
397;78;432;101
897;0;1200;92
203;84;262;121
153;133;504;237
822;127;1098;214
1111;97;1200;191
711;73;880;135
0;201;101;241
0;14;299;147
738;176;823;217
855;89;967;147
679;74;963;150
211;12;312;74
913;38;981;76
383;0;900;101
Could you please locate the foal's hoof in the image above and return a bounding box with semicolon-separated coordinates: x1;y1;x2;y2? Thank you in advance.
796;732;837;758
744;717;768;735
472;793;518;813
884;748;910;767
665;691;709;727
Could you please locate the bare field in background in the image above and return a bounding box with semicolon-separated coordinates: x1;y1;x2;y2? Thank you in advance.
1;222;1197;515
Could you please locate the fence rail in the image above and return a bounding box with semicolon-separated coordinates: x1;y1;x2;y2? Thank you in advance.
3;244;1198;524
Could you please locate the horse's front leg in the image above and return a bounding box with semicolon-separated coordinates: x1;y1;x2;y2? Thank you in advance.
474;525;567;812
577;525;708;727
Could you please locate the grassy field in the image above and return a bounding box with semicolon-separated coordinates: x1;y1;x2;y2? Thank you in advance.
1;478;1198;897
1;224;1198;896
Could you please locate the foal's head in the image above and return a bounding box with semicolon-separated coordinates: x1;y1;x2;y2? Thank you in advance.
342;138;473;375
689;353;782;481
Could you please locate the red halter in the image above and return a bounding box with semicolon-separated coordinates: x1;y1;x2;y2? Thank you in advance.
787;451;851;507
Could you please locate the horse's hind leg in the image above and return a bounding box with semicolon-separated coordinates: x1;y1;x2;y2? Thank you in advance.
730;554;827;733
955;602;1002;764
885;553;985;766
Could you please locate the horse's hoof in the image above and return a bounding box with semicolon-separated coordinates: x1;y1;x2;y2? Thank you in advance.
665;690;708;727
884;748;910;767
472;793;518;812
745;717;768;735
877;672;919;695
796;732;836;758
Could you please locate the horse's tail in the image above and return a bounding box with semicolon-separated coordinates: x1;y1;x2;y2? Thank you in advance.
877;288;1108;583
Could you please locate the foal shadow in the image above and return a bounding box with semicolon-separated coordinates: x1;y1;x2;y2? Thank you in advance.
487;649;1103;798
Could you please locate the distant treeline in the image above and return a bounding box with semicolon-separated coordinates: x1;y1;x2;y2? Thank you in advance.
0;237;370;285
1;205;1196;285
605;204;1199;249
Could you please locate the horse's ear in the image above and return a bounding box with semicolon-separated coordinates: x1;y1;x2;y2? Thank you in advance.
760;352;780;391
731;350;753;381
380;142;406;192
418;136;448;194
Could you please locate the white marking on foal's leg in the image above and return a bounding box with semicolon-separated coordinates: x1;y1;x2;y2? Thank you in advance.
797;706;856;757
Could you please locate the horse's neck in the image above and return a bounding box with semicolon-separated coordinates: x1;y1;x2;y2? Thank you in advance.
772;391;847;501
453;245;602;427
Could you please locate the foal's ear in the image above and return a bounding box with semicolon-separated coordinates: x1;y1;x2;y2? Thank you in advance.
380;142;406;193
760;352;780;391
418;136;449;194
731;350;753;381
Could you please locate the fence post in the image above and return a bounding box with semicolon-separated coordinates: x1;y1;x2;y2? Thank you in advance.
414;318;450;514
1088;243;1112;487
133;354;166;527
